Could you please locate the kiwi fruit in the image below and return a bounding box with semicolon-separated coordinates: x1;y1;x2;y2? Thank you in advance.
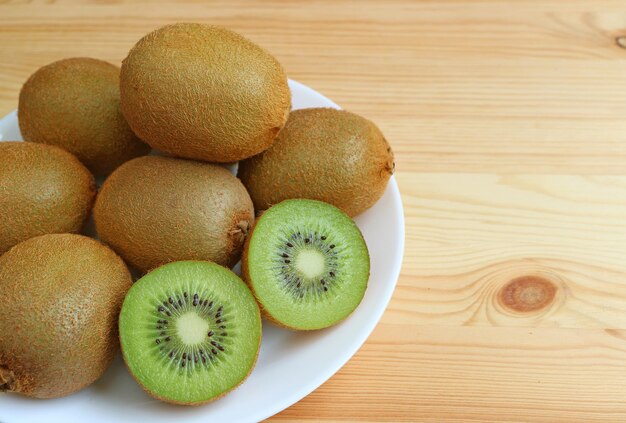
18;57;150;176
242;199;370;330
119;261;261;405
120;23;291;163
0;142;95;254
238;108;395;217
93;156;254;273
0;233;132;399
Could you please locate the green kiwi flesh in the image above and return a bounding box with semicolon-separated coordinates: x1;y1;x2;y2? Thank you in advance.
18;57;150;176
242;199;370;330
0;234;132;399
120;23;291;162
0;142;95;254
238;107;395;217
119;261;262;405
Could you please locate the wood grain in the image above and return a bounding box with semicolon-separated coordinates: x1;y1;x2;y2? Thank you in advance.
3;0;626;421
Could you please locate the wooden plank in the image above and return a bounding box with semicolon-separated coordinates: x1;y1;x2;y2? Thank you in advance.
275;324;626;422
396;172;626;328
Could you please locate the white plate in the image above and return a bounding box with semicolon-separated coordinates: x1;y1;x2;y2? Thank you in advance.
0;80;405;423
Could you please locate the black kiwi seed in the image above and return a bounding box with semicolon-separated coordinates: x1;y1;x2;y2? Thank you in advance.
321;236;327;240
207;331;214;337
212;349;217;355
330;244;335;249
168;297;174;304
287;242;293;247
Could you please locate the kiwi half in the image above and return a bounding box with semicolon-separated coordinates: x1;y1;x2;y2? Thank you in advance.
18;57;150;176
120;23;291;162
93;156;254;273
119;261;261;405
238;108;395;217
0;234;132;399
242;199;370;330
0;142;95;254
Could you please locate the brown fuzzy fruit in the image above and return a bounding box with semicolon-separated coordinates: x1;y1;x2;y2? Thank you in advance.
120;23;291;162
93;156;254;273
0;234;132;399
18;57;150;176
238;108;395;217
0;142;96;254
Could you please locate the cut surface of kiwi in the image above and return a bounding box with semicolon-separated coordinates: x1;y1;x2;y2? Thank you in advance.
119;261;261;405
243;199;370;330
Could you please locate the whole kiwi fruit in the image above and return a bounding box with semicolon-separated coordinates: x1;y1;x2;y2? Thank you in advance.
0;234;132;399
0;142;95;254
238;108;395;217
120;23;291;162
18;57;150;176
93;156;255;273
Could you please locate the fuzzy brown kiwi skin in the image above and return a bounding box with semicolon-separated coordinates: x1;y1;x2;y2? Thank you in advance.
120;23;291;163
0;142;96;255
93;156;254;274
238;108;395;217
119;261;262;405
0;234;132;399
18;57;150;177
241;202;371;331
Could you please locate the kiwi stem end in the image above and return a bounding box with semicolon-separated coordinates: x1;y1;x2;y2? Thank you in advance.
0;365;16;393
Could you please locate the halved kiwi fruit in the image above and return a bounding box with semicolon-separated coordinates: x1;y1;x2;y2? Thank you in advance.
119;261;262;405
242;199;370;330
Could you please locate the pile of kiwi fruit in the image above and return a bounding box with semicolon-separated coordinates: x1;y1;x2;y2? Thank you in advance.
0;22;394;406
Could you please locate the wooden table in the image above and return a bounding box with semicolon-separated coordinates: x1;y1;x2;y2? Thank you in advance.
3;1;626;421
